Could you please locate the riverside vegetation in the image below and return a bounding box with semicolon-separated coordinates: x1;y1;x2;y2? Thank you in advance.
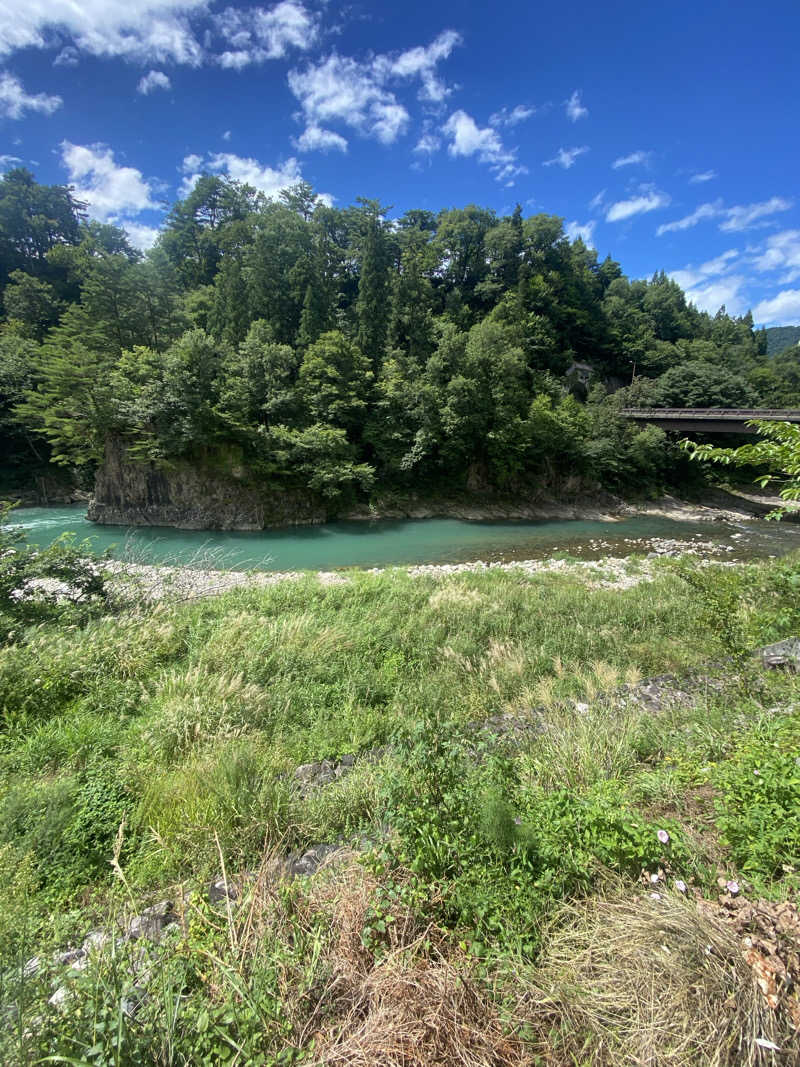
2;168;800;513
1;510;800;1064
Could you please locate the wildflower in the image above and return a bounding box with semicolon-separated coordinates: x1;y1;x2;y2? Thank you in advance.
650;892;661;900
657;829;670;845
675;879;687;893
649;873;660;884
726;880;740;895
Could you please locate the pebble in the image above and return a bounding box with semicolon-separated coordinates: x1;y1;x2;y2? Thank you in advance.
90;535;741;603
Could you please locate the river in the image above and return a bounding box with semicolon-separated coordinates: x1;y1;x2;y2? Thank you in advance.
6;505;800;572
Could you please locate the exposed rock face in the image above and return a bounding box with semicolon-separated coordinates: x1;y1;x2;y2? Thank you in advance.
88;437;326;530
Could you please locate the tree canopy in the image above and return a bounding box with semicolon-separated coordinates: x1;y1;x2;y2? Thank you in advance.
0;168;796;507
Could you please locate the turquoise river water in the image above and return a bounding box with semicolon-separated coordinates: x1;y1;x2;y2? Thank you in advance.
7;505;800;572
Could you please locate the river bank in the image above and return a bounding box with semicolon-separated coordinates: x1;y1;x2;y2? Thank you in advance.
342;486;793;525
104;535;732;603
4;551;800;1064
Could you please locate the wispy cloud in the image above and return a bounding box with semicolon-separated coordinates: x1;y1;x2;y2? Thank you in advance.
681;276;747;316
606;186;670;222
413;130;441;157
565;89;587;121
657;196;792;236
0;72;61;119
720;196;793;232
137;69;171;94
565;220;596;246
215;1;320;68
753;289;800;325
612;149;651;169
289;54;409;144
294;123;347;153
589;189;606;211
375;29;461;103
669;249;739;291
751;229;800;283
689;169;716;183
669;249;746;314
288;30;461;147
490;104;536;128
543;145;589;169
656;200;723;235
442;109;525;184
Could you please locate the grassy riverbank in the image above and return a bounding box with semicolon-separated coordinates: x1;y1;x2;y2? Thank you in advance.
2;556;800;1063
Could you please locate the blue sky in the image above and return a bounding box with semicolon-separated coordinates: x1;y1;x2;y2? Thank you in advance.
1;0;799;325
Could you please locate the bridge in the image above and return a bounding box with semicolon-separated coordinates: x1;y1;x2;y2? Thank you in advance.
620;408;800;434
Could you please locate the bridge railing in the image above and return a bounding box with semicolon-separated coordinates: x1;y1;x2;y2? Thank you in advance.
620;408;800;421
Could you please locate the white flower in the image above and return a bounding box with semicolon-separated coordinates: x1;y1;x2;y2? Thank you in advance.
650;873;660;883
657;829;670;844
675;879;687;893
726;880;740;895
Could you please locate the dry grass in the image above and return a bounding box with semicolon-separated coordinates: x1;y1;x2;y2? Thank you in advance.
314;957;532;1067
518;885;789;1066
224;855;531;1066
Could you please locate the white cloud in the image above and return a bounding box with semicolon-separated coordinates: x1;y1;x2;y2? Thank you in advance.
0;154;22;167
681;275;747;316
215;1;319;68
655;200;723;236
295;124;347;153
180;150;330;203
589;189;606;211
181;152;204;172
543;145;589;169
689;169;716;183
612;149;651;169
288;32;461;145
669;249;739;291
753;289;800;326
53;46;79;67
0;73;61;119
565;89;587;121
60;141;159;223
658;197;792;237
751;229;800;283
222;129;231;140
288;53;409;144
606;187;670;222
442;109;525;184
413;131;441;156
720;196;793;233
377;29;461;103
490;104;536;128
122;221;161;249
137;69;171;94
565;220;596;246
0;0;207;65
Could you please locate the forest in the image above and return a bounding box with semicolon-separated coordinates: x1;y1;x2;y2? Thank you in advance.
1;166;799;508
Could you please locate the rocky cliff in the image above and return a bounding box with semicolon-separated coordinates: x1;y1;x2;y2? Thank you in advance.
88;438;326;530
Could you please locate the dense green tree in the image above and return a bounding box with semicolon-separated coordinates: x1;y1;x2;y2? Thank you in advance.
298;331;373;436
0;168;84;288
1;168;797;508
354;199;393;365
649;360;755;408
2;271;63;340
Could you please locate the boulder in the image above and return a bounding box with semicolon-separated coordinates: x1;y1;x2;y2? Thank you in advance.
758;638;800;672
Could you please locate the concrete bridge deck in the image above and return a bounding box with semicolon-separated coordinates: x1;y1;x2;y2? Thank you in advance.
620;408;800;433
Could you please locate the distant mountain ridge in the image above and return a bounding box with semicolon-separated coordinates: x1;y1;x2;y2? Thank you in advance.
766;326;800;355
